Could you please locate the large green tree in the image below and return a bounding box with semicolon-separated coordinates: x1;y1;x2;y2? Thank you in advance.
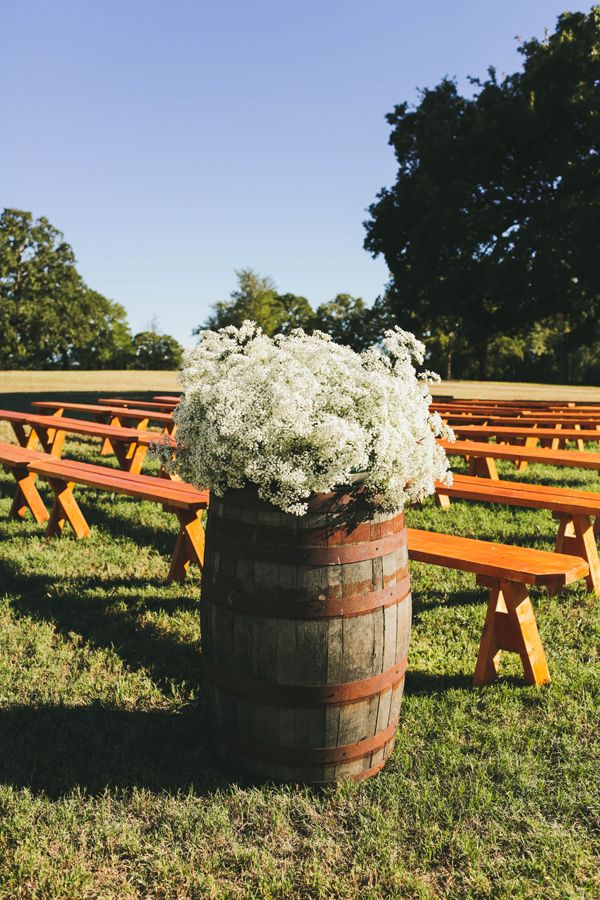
198;268;313;337
364;8;600;381
0;208;133;369
133;329;184;369
313;293;379;351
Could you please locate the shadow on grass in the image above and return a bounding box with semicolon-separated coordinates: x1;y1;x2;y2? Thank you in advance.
405;668;527;695
411;587;481;615
0;702;229;797
0;558;201;688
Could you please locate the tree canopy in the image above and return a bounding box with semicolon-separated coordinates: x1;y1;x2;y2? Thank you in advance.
133;329;184;369
364;8;600;382
0;208;181;370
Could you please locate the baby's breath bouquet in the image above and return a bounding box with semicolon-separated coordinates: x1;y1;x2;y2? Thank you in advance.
158;321;453;515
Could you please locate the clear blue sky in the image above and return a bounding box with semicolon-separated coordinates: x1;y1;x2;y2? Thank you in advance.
1;0;586;345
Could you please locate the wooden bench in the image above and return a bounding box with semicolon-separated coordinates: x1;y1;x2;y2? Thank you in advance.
26;457;209;581
0;443;50;523
450;424;600;453
435;474;600;595
440;439;600;477
441;412;600;427
31;400;175;456
0;410;150;474
406;527;589;686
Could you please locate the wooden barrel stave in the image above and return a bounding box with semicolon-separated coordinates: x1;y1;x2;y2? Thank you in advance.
201;487;411;783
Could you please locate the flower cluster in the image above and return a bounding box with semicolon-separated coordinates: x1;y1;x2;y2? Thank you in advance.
157;322;453;514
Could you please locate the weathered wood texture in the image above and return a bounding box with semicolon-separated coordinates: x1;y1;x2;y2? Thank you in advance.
201;486;411;784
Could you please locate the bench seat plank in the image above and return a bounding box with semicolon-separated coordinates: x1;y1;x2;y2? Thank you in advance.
98;398;178;412
28;458;208;509
451;424;600;442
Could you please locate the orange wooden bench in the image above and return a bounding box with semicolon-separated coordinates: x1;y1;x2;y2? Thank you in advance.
406;527;589;686
31;400;175;456
0;442;50;523
450;424;600;451
441;412;600;427
32;400;173;428
440;438;600;477
26;457;209;581
0;410;150;474
434;474;600;595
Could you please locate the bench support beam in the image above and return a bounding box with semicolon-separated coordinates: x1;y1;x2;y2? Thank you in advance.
554;513;600;596
474;577;550;687
467;455;499;479
46;479;91;539
6;465;49;524
168;508;206;581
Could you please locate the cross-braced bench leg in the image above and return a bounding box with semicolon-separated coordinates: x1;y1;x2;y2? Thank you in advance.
125;420;149;462
7;464;49;523
467;455;499;479
97;414;117;456
516;436;540;471
554;513;600;596
473;576;550;686
168;507;206;581
46;478;91;539
435;491;451;509
112;440;148;475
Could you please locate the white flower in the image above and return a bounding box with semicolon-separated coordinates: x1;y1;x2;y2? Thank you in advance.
154;322;453;514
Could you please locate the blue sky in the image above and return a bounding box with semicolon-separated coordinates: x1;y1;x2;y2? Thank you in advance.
1;0;586;345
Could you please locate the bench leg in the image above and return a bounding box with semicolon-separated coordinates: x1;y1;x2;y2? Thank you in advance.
555;513;600;596
35;427;66;458
46;479;91;539
467;455;499;479
125;419;149;462
168;508;206;581
435;491;451;509
473;579;550;687
11;423;36;449
8;466;49;523
516;436;540;471
98;414;116;456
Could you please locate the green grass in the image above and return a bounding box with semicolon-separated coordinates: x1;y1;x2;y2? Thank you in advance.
0;425;598;897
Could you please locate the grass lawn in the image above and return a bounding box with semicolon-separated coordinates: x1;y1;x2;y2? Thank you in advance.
0;389;598;896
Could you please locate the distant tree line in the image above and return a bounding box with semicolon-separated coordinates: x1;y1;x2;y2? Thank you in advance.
0;208;183;370
196;268;384;352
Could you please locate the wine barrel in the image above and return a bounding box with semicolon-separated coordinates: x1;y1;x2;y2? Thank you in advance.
201;484;411;784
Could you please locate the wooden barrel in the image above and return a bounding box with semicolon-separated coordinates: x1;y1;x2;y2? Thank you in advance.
200;484;411;784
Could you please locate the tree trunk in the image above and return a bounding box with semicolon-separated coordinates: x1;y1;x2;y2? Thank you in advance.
478;339;488;380
446;348;453;380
